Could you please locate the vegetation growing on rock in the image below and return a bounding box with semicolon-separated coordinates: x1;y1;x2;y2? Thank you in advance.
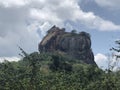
0;50;120;90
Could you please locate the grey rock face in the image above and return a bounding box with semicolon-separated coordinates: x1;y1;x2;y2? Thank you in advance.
39;26;96;65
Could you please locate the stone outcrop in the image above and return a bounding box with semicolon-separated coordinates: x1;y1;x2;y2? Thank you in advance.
39;25;96;65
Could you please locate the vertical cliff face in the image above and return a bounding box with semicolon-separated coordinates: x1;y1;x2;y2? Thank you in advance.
39;26;96;65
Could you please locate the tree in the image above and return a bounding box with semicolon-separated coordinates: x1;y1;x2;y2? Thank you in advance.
71;30;77;34
110;40;120;71
111;40;120;57
19;47;41;89
49;54;72;72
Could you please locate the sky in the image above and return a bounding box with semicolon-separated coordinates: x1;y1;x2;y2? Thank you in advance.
0;0;120;69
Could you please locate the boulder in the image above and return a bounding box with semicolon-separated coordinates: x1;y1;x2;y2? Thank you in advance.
39;25;96;65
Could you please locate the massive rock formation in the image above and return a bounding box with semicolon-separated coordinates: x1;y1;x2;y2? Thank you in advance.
39;25;96;65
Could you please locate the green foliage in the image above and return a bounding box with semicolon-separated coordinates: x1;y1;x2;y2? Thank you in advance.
71;29;77;36
71;29;77;33
0;48;120;89
49;54;72;72
111;40;120;59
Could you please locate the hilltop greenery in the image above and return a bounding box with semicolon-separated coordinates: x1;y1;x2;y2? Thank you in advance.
0;47;120;90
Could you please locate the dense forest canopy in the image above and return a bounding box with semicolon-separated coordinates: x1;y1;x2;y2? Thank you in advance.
0;42;120;90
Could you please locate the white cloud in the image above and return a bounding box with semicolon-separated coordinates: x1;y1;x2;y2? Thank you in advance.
0;57;20;62
30;8;62;26
95;0;120;10
0;0;120;59
29;0;120;31
0;0;28;7
95;53;120;71
93;17;120;31
0;6;41;57
27;21;52;39
95;53;108;70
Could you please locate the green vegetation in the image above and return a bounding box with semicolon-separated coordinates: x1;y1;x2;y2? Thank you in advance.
0;52;120;90
0;40;120;90
71;29;77;34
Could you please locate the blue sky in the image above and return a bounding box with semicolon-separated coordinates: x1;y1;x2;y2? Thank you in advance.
0;0;120;69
